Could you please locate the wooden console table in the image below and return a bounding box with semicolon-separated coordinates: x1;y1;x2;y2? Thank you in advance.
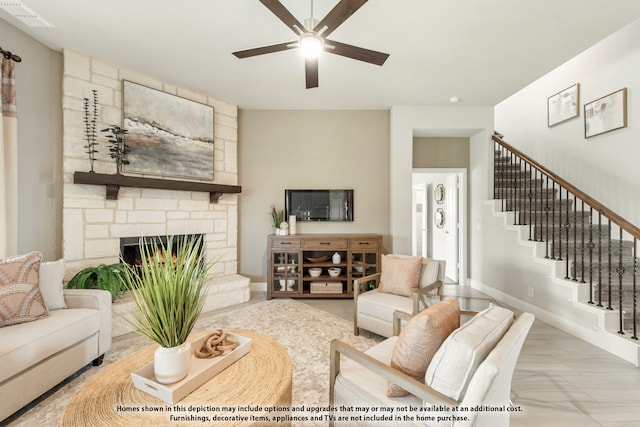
62;330;292;426
267;233;382;299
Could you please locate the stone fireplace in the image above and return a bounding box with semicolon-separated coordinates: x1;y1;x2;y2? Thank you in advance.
61;50;249;336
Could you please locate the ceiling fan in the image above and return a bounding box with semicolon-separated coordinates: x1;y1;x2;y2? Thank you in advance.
232;0;389;89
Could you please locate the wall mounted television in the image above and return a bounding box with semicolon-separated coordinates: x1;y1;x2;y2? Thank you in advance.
285;189;353;222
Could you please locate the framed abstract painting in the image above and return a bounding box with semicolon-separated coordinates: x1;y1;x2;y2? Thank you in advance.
547;83;579;127
122;80;214;180
584;88;627;138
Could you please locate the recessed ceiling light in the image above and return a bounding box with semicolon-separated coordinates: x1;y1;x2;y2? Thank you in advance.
0;1;54;28
449;96;462;104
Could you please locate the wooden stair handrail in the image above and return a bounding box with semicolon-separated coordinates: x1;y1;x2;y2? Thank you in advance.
493;133;640;241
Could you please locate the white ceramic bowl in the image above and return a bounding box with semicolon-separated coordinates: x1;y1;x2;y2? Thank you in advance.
308;268;322;277
328;268;341;277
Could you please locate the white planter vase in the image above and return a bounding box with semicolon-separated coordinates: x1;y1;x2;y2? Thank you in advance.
154;341;191;384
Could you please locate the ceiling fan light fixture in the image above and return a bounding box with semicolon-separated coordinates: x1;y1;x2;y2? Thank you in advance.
299;33;323;58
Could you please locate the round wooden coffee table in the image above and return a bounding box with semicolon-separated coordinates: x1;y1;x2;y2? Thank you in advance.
62;329;292;426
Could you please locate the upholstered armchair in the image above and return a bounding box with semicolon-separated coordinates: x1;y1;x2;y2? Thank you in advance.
353;255;445;337
330;302;535;427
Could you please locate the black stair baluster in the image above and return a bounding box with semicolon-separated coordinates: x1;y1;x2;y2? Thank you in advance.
507;151;511;213
597;212;603;307
633;238;638;340
493;142;497;200
500;144;504;203
512;152;518;225
516;156;520;225
531;166;538;242
558;183;563;261
544;176;550;258
607;218;613;311
538;169;543;242
515;153;520;224
497;146;502;207
505;150;509;211
564;188;570;279
519;159;523;226
551;180;556;259
618;227;625;335
518;160;522;224
572;194;584;282
527;163;533;238
500;147;509;212
520;157;524;225
588;206;594;304
580;199;586;283
514;156;522;225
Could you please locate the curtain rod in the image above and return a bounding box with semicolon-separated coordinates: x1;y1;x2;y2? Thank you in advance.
0;46;22;62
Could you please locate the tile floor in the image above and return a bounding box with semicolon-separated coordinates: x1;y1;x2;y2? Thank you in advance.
293;290;640;427
9;290;638;426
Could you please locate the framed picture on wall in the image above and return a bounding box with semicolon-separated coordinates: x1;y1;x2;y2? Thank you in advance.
547;83;579;127
584;88;627;138
122;80;215;180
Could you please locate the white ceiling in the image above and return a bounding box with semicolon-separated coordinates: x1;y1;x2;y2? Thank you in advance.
4;1;640;109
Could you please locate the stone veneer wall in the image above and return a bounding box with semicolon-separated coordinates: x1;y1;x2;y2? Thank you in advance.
61;50;239;281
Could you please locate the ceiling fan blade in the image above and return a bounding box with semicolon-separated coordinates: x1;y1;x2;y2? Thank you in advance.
313;0;368;37
259;0;305;34
325;39;389;66
232;41;297;59
305;57;319;89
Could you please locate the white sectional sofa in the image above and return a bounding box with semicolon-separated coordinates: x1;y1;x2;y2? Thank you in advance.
0;254;112;422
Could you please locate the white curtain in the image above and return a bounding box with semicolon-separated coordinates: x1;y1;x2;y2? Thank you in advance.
0;58;18;257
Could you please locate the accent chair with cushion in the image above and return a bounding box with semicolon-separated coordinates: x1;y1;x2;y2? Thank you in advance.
330;301;535;427
353;254;445;337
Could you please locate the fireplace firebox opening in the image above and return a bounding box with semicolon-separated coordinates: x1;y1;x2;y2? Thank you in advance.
119;234;205;268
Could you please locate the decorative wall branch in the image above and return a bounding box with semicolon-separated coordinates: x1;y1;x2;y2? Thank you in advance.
82;90;99;172
101;125;130;174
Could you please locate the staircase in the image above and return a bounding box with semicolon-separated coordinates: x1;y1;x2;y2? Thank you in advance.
493;133;639;339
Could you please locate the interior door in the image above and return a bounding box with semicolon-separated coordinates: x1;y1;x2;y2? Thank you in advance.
444;174;459;282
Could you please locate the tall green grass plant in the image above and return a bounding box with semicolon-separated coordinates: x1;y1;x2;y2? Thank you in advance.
120;236;213;348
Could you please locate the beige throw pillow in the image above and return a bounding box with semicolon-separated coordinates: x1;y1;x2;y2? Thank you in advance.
424;304;514;401
39;259;68;310
378;255;423;297
0;251;49;327
387;297;460;397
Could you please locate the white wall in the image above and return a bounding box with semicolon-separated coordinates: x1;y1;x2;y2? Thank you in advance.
0;20;63;260
495;19;640;227
390;105;494;285
473;20;640;362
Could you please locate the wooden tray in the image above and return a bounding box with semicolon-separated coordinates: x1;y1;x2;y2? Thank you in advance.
131;333;251;404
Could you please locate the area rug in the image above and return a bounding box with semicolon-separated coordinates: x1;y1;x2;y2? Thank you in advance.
5;299;382;426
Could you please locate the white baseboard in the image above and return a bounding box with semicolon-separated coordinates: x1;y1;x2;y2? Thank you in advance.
251;282;267;292
471;279;640;367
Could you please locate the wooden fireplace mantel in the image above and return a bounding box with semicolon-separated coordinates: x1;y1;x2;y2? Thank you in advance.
73;171;241;203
